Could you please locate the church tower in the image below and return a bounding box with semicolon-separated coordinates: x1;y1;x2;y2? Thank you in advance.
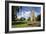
31;8;36;23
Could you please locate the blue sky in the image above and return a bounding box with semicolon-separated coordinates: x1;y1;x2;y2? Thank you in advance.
17;6;41;19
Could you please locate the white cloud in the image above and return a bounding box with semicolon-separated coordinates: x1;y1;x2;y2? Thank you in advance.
17;11;31;19
17;16;21;19
24;11;31;18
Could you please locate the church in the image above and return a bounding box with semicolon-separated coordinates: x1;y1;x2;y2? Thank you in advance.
28;8;36;25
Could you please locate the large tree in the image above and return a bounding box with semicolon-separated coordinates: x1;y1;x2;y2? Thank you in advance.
36;15;41;21
27;17;31;21
12;6;19;21
20;17;25;21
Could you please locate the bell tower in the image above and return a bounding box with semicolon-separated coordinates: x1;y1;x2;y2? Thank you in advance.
31;8;36;23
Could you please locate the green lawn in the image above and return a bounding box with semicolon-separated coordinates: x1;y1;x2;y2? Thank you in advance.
16;23;28;28
12;21;40;28
12;21;29;28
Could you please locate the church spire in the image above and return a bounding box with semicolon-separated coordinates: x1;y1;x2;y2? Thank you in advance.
31;8;35;22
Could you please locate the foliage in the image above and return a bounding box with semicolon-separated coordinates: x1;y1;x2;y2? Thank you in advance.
12;6;19;21
27;17;31;21
36;15;41;21
20;17;26;21
12;21;27;25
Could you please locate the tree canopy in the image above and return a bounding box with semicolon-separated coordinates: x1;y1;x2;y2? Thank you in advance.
36;15;41;21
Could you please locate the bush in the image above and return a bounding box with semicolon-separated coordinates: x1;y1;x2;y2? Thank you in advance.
12;21;27;25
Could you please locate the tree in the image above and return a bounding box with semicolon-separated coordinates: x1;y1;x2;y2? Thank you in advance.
36;15;41;21
12;6;19;21
20;17;25;21
27;17;31;21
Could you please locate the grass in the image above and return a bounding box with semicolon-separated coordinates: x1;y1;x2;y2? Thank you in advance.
12;21;40;28
12;21;28;28
16;23;28;28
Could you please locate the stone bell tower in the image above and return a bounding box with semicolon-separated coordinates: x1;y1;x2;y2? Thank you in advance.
31;8;36;23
